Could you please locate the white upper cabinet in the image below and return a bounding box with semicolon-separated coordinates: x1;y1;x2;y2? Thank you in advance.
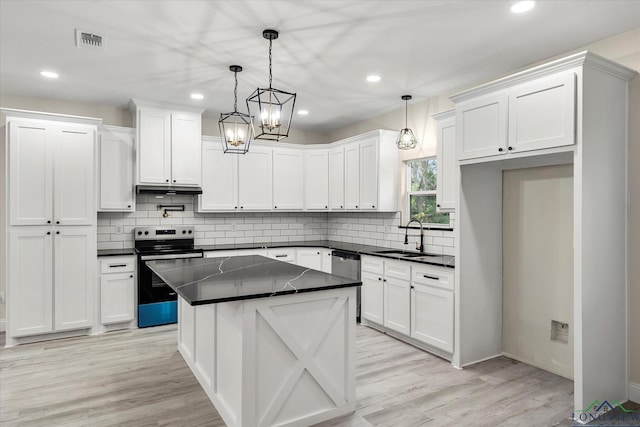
238;145;272;210
508;71;576;153
8;120;95;226
344;143;360;209
273;149;304;210
304;149;329;210
453;70;576;162
130;99;203;186
359;139;379;210
433;110;456;212
198;140;238;211
98;126;135;212
456;93;508;161
328;146;345;210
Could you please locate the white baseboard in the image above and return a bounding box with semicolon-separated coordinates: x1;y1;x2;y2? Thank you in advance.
0;319;5;332
629;382;640;404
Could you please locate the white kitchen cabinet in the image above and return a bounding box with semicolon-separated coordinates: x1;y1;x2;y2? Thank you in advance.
328;147;345;210
8;229;53;337
338;131;398;211
130;99;203;186
238;145;272;210
383;260;411;335
198;140;238;211
9;120;95;226
361;255;384;324
455;71;576;162
99;256;136;325
321;248;333;274
304;149;329;210
411;284;454;353
508;71;576;153
8;226;96;337
266;248;296;263
344;143;360;209
98;126;135;211
433;110;456;212
273;149;304;210
205;249;267;258
296;248;323;270
456;93;508;161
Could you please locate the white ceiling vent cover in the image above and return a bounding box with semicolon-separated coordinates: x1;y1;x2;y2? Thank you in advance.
75;29;105;49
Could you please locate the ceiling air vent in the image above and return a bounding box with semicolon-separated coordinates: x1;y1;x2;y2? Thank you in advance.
75;29;105;49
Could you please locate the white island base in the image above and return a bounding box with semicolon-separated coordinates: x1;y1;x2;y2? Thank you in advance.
177;287;357;427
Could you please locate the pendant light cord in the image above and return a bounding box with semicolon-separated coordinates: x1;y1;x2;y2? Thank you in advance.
268;38;273;89
405;98;408;128
233;70;238;112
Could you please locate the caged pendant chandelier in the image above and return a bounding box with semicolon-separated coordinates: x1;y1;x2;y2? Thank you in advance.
396;95;418;150
246;29;296;141
219;65;254;154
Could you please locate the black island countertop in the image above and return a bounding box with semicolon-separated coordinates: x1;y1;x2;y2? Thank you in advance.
147;255;361;306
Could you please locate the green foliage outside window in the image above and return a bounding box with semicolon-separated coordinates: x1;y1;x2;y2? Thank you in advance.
408;159;450;225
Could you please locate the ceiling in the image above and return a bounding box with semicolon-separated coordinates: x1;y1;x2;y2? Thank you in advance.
1;1;639;133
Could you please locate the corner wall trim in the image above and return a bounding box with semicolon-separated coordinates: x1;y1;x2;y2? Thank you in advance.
0;319;6;332
629;382;640;404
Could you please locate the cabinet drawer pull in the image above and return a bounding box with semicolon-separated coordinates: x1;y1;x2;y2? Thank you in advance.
422;274;439;280
275;254;287;258
109;264;127;268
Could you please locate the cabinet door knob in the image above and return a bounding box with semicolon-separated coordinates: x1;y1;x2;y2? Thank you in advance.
317;252;320;255
508;146;513;151
235;206;238;209
56;231;60;235
46;231;51;235
378;277;382;281
166;179;169;183
240;206;243;209
498;147;504;152
437;204;441;208
325;206;328;209
372;205;375;208
340;205;343;208
355;205;358;208
383;278;387;282
56;221;60;225
173;180;176;183
47;220;51;224
274;206;277;209
130;275;134;278
127;205;132;208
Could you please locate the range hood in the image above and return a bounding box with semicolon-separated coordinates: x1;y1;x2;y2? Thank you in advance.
136;185;203;196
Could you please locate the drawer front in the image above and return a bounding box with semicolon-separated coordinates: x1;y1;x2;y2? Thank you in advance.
205;249;266;258
412;264;454;291
267;248;296;263
384;260;411;281
361;255;384;274
100;256;136;274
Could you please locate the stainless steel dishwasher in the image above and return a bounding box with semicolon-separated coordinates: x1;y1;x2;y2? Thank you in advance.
331;250;362;322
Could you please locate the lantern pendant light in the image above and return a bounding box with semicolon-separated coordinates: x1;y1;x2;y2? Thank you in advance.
219;65;254;154
396;95;418;150
246;29;296;141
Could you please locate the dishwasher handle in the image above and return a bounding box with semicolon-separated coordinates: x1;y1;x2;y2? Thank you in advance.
331;250;360;261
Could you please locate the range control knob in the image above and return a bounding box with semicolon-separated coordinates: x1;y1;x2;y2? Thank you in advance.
182;230;187;234
137;231;142;236
144;231;149;235
188;230;192;234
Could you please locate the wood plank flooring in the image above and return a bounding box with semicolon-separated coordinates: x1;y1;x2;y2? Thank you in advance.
1;325;577;426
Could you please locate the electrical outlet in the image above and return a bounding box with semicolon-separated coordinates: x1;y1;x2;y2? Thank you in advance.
115;225;123;234
0;291;5;304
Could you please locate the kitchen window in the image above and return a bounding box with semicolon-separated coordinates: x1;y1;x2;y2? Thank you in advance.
406;158;450;225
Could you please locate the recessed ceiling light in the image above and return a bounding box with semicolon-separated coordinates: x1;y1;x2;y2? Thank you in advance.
40;70;59;79
297;110;309;116
190;93;204;100
366;75;381;83
510;1;535;14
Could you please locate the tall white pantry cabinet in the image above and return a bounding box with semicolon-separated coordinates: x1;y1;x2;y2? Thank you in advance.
1;109;100;346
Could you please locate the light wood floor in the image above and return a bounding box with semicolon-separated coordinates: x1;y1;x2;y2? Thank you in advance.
1;326;576;426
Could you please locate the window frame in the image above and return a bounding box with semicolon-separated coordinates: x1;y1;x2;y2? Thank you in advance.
405;157;451;228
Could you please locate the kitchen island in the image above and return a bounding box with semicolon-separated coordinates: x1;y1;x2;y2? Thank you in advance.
147;255;360;427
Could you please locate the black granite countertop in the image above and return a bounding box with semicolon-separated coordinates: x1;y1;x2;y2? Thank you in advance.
197;240;455;268
146;255;361;306
97;248;137;257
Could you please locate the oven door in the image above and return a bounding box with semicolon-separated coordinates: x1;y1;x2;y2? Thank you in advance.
137;253;202;327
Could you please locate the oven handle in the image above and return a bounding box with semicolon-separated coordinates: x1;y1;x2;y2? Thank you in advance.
140;253;203;261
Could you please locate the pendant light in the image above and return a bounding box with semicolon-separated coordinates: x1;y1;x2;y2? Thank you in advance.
219;65;254;154
246;29;296;141
396;95;418;150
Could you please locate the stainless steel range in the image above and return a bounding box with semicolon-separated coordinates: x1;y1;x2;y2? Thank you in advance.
135;226;203;327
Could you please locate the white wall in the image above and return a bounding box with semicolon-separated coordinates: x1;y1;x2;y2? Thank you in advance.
502;165;574;380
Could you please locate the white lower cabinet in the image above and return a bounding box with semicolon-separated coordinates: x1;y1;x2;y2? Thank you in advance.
321;248;333;274
99;256;136;325
266;248;296;263
360;255;455;356
296;248;323;270
9;227;96;338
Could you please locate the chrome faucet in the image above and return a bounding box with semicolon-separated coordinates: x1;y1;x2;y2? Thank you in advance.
404;219;424;253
